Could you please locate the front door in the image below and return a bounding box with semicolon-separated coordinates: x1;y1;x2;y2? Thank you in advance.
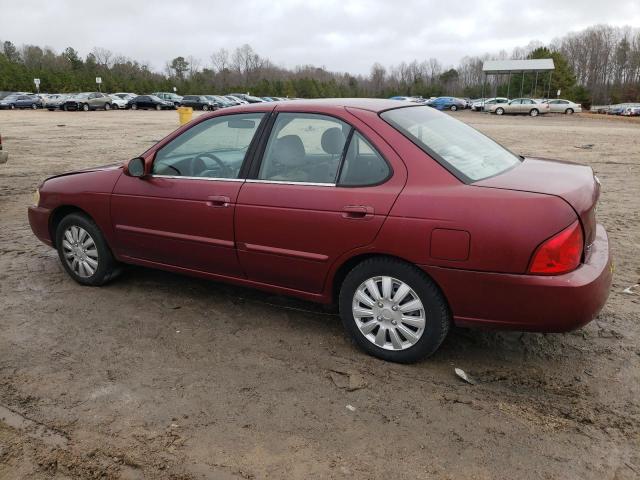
235;110;406;293
111;112;268;277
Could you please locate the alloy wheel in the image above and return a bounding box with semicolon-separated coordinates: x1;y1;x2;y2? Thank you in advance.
352;276;426;351
62;225;99;278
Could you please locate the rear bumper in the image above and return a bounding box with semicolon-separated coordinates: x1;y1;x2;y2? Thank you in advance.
28;206;53;247
421;224;612;332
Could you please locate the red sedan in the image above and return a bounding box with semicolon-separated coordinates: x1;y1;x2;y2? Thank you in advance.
28;99;612;363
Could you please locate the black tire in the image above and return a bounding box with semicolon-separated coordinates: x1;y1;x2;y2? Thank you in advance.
31;104;37;110
62;104;67;111
55;213;120;286
131;103;138;110
339;257;450;363
10;104;15;110
565;108;574;115
104;102;111;111
529;108;539;117
82;103;90;112
202;104;209;111
155;104;162;111
495;107;504;115
450;105;457;111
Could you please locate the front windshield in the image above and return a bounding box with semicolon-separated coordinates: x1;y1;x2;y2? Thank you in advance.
381;106;521;182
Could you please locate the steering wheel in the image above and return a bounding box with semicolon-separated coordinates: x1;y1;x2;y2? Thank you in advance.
192;153;231;178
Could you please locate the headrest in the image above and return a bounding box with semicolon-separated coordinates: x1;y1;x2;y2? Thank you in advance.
321;128;346;155
273;135;305;166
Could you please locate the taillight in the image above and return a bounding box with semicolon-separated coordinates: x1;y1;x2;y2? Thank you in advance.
528;220;583;275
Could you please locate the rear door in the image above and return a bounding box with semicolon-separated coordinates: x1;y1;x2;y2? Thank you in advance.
234;107;407;293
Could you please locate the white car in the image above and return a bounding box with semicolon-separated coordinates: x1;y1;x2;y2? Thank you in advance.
109;94;130;109
472;97;508;111
544;99;582;114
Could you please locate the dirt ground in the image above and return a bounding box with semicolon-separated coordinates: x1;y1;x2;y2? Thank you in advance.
0;108;638;480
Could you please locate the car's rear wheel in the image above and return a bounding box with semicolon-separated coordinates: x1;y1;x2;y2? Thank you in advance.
155;104;162;111
565;108;574;115
202;105;209;111
339;258;450;363
10;104;15;110
82;103;90;112
450;105;457;111
495;107;504;115
104;103;111;111
31;104;37;110
529;108;539;117
56;213;119;286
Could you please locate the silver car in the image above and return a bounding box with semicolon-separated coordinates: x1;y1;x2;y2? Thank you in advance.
544;99;582;114
489;98;550;116
472;97;508;111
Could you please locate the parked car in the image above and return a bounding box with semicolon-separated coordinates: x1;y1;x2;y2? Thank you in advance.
63;92;113;111
109;94;130;109
205;95;234;108
228;93;265;103
180;95;219;111
0;94;21;109
28;99;611;363
17;95;44;109
224;95;247;105
544;99;582;114
127;95;175;110
0;133;7;164
44;94;72;111
471;97;508;111
152;92;183;106
489;98;550;116
621;104;640;116
427;97;466;111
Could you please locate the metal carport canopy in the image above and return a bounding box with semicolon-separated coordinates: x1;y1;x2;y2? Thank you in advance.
482;59;555;73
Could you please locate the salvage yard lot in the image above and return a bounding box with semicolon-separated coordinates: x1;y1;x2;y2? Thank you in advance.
0;109;638;479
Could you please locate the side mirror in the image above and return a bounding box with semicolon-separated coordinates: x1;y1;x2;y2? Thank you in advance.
126;157;146;178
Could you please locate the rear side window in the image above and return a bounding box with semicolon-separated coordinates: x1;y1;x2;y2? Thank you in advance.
258;113;349;184
338;132;390;186
381;106;520;182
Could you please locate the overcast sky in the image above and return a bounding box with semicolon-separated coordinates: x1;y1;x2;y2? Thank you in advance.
1;0;638;74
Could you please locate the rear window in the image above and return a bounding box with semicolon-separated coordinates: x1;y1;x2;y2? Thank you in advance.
381;106;521;182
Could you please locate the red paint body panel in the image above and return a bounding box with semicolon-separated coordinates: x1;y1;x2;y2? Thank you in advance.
111;175;243;276
27;99;613;334
422;225;612;331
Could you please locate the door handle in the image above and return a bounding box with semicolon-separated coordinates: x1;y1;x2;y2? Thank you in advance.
206;195;231;207
342;205;374;219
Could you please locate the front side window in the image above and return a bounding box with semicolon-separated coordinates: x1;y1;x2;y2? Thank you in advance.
153;113;264;179
381;106;521;182
258;113;349;184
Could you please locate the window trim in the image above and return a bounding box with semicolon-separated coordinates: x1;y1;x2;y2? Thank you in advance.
247;111;394;188
149;112;269;181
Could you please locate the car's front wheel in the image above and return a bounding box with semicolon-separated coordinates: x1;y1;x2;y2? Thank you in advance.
339;258;450;363
450;105;457;111
495;107;504;115
155;104;162;111
565;108;574;115
529;108;539;117
131;104;138;110
56;213;119;286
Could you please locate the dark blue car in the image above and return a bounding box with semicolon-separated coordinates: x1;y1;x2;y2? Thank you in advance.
427;96;465;111
14;95;43;109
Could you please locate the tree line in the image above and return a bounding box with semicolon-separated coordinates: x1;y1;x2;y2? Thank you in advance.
1;24;638;105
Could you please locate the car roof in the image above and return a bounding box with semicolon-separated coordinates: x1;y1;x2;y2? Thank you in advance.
219;98;413;113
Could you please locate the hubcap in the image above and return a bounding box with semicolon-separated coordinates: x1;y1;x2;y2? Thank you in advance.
352;276;426;351
62;226;99;278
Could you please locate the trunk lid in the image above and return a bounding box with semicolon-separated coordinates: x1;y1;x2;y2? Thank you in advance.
474;157;600;246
